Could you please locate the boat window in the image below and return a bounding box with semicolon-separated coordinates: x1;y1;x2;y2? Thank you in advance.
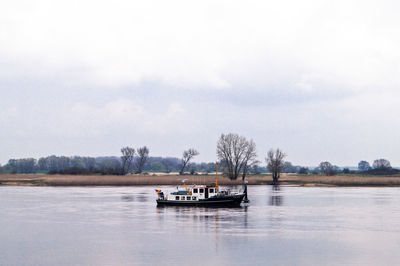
192;196;196;200
175;196;179;200
209;188;214;193
199;188;204;193
193;188;198;193
187;196;191;200
181;196;185;200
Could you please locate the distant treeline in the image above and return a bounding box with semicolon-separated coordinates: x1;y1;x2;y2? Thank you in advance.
0;155;304;175
0;155;398;176
0;156;227;175
302;159;400;176
0;156;188;175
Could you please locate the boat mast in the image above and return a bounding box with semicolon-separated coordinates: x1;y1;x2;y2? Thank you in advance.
181;179;191;195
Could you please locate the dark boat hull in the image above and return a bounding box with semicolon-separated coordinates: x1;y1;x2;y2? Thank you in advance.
157;194;245;207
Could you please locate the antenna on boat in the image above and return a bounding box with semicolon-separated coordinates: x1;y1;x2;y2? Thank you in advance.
179;178;191;195
215;162;219;188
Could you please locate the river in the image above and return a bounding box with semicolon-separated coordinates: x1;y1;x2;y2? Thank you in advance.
1;185;400;265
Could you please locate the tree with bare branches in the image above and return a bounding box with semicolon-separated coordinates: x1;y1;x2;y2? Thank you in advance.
241;146;259;180
217;133;257;180
179;148;199;175
121;147;135;175
319;161;338;176
134;146;149;173
266;148;286;184
373;159;391;169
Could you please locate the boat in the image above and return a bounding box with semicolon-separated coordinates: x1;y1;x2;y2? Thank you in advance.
155;184;245;207
155;163;247;207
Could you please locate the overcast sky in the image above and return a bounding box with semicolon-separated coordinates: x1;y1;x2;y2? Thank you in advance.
1;0;399;166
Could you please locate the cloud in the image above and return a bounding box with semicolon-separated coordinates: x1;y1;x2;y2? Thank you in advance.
1;0;400;165
56;99;189;137
1;0;399;93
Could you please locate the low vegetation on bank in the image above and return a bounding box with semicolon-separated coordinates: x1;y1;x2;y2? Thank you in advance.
1;173;400;187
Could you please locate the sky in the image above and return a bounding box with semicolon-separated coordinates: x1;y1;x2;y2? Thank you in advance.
1;0;400;166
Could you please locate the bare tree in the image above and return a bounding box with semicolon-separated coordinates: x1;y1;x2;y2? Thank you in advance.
217;133;257;180
241;146;259;180
266;149;286;184
134;146;149;174
179;148;199;175
319;161;337;176
373;159;391;169
121;147;135;175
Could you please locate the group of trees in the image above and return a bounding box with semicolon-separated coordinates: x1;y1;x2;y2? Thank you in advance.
358;159;392;171
0;151;209;176
6;158;37;174
120;146;150;175
1;147;150;175
1;133;398;181
318;162;340;176
357;159;398;175
2;156;117;175
308;158;396;176
0;155;217;175
216;133;285;184
0;133;288;183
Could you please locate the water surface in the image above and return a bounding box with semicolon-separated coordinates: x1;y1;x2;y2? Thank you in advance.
1;185;400;265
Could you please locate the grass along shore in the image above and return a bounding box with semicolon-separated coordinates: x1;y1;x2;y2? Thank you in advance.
2;173;400;187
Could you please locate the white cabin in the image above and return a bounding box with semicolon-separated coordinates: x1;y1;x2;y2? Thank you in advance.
166;185;219;201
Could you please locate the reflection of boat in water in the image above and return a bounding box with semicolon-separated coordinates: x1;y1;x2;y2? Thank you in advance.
155;163;247;207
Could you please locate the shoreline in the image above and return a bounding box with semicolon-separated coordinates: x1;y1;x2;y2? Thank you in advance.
2;174;400;187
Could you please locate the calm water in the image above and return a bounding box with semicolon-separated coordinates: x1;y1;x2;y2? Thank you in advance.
1;185;400;266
